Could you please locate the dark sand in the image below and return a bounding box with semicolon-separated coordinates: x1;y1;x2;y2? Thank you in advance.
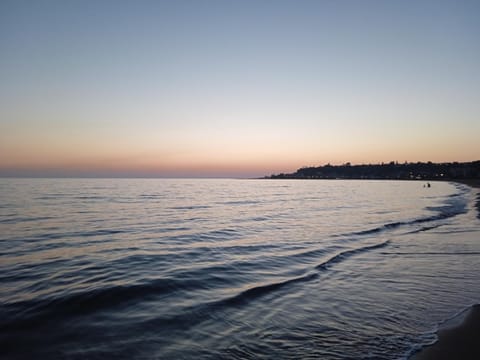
411;304;480;360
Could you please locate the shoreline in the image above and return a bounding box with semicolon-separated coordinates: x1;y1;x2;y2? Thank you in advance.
411;179;479;360
450;178;480;189
411;304;480;360
451;179;480;219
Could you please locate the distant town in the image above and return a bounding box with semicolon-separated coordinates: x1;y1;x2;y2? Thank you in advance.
267;160;480;181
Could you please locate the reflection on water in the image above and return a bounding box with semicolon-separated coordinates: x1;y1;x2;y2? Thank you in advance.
0;179;479;359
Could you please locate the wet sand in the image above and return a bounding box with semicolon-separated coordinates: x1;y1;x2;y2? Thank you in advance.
411;304;480;360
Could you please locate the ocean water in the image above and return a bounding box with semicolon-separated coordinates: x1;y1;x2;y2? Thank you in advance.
1;179;479;360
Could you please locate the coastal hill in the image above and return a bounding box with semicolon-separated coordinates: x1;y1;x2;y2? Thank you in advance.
268;161;480;181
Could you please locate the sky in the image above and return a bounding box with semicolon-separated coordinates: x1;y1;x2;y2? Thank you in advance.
1;0;479;178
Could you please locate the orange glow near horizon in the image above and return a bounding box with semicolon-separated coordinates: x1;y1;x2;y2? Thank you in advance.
2;115;479;177
1;138;479;178
2;112;479;177
1;1;479;177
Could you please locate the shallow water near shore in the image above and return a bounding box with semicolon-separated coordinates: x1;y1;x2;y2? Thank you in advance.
1;179;479;359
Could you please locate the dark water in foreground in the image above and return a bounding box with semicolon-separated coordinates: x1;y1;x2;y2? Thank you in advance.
1;179;479;359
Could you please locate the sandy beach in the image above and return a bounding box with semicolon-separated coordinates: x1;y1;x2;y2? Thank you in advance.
411;304;480;360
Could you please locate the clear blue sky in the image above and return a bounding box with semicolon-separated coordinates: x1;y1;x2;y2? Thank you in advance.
1;0;479;177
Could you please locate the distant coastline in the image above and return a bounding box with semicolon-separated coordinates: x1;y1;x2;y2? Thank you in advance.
266;159;480;226
266;160;480;183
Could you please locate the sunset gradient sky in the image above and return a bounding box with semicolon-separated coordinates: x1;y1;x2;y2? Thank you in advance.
1;0;479;177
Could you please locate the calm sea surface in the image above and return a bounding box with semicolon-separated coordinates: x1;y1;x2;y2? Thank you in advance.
1;179;479;359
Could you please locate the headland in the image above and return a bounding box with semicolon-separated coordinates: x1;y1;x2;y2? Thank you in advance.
267;160;480;182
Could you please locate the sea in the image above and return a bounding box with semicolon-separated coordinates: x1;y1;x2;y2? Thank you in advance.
1;178;479;360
